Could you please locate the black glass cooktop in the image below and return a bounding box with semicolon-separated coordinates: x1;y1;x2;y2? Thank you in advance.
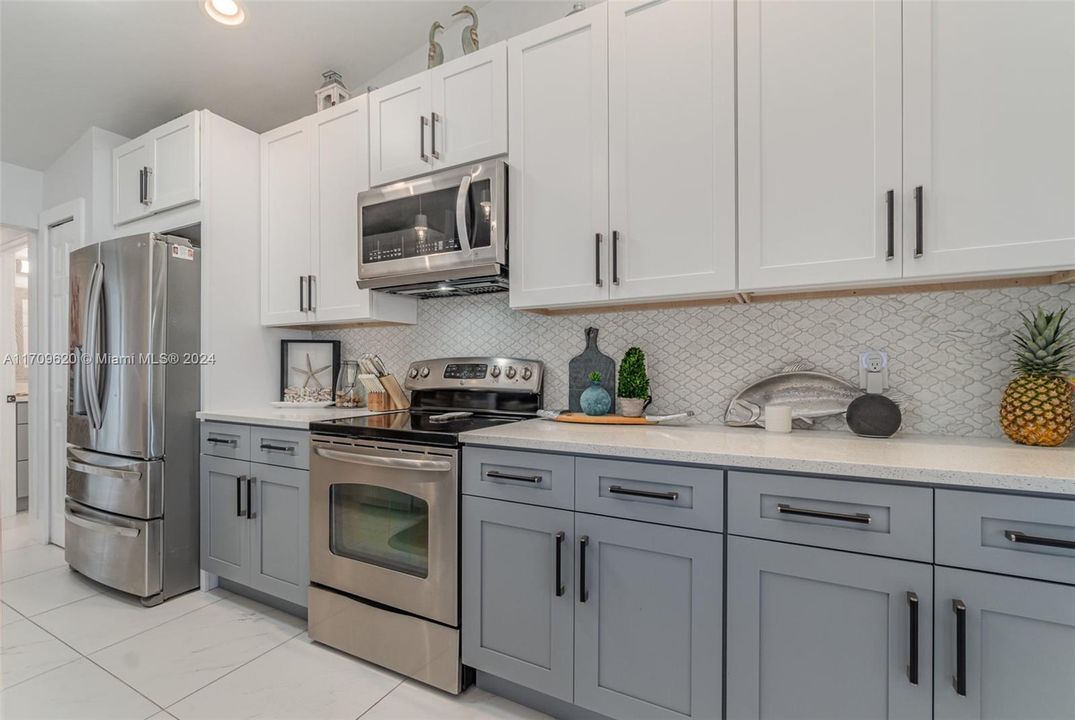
310;410;528;447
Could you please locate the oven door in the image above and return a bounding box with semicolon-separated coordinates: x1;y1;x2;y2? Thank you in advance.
357;161;506;289
310;437;458;626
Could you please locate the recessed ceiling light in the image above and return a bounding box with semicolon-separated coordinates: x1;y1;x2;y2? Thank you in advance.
204;0;245;26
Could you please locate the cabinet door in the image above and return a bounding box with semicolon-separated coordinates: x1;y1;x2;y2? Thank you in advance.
200;456;249;583
935;567;1075;720
608;0;736;301
903;1;1075;278
430;43;507;169
462;496;575;702
260;117;312;326
310;96;374;323
113;136;151;226
508;6;610;309
727;536;932;720
369;73;432;185
737;0;903;291
248;464;309;608
574;514;722;719
148;110;200;215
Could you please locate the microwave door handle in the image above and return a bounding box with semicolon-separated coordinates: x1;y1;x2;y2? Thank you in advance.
315;447;452;472
455;174;472;252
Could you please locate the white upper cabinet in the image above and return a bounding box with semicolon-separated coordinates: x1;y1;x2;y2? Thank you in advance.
260;96;416;327
737;0;903;292
608;0;736;301
261;117;313;326
113;110;201;225
369;74;432;186
902;0;1075;279
370;43;508;187
508;6;610;309
430;43;508;170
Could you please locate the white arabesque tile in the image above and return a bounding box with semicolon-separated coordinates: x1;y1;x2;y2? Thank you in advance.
169;633;401;720
0;657;160;720
0;566;101;617
1;543;67;582
90;592;304;707
35;587;226;655
0;619;80;689
360;680;552;720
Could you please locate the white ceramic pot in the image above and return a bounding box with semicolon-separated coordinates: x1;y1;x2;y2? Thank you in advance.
618;397;646;418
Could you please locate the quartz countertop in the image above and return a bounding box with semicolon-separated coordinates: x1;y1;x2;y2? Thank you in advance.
197;407;383;429
460;420;1075;496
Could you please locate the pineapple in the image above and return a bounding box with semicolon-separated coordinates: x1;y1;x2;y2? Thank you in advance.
1000;307;1074;446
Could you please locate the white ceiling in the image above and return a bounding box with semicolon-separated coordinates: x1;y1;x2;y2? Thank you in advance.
1;0;491;170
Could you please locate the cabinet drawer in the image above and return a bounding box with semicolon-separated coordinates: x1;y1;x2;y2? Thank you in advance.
200;422;250;460
727;471;933;561
250;427;310;470
463;447;575;509
936;490;1075;585
575;458;723;532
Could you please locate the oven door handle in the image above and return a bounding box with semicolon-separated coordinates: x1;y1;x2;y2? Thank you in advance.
455;173;472;252
315;447;452;473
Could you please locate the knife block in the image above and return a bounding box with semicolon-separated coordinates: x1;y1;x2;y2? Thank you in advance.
377;375;410;411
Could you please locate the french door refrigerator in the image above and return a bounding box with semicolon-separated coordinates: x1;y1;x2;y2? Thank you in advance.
66;232;200;606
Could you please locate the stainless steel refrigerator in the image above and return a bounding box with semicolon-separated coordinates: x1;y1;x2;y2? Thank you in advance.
66;232;200;606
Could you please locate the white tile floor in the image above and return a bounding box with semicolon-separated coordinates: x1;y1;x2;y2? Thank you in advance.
0;514;550;720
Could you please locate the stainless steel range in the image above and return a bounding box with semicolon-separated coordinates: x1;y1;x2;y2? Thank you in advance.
307;357;544;694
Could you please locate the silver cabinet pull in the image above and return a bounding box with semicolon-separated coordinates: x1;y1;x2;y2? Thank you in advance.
259;443;295;454
206;436;238;447
430;111;441;159
420;115;430;163
608;485;679;502
594;233;603;287
66;459;141;482
612;230;620;284
776;503;872;524
138;167;147;205
485;470;542;484
143;166;153;204
307;274;316;311
299;275;307;312
1004;529;1075;550
65;511;140;538
316;447;451;472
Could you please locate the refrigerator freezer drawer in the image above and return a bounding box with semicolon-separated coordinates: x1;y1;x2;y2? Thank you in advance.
66;447;164;519
65;498;162;598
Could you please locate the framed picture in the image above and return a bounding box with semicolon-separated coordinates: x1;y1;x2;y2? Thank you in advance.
280;339;341;402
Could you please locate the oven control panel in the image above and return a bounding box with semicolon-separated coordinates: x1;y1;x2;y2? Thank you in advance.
404;357;544;393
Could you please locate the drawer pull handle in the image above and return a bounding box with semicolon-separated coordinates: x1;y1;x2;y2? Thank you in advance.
260;443;295;454
65;511;140;538
1003;529;1075;550
953;599;967;696
776;503;872;525
608;485;679;502
554;531;565;597
579;535;589;603
207;437;238;447
907;591;919;685
486;470;542;484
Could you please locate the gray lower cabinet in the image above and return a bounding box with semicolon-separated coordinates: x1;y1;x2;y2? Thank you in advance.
462;495;575;702
200;453;309;607
574;513;722;720
726;536;933;720
934;566;1075;720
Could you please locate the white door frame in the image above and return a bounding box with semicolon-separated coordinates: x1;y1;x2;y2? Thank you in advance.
29;199;85;546
0;230;31;519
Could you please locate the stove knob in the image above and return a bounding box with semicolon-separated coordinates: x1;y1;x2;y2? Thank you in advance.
408;367;419;379
505;366;517;379
490;366;501;378
419;366;430;378
521;367;533;381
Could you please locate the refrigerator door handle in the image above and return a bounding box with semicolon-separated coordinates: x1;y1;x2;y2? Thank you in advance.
82;262;105;430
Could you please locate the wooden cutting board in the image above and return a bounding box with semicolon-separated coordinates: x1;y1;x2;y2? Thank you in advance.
550;413;655;425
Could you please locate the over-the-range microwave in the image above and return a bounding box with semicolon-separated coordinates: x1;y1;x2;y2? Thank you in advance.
357;160;507;298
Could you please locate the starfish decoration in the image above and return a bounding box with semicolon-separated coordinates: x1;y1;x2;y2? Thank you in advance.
290;353;332;389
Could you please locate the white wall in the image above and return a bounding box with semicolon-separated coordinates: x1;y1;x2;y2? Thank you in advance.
359;0;590;90
42;127;128;244
1;162;44;230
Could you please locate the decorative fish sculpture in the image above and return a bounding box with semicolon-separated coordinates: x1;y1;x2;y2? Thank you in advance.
725;361;899;427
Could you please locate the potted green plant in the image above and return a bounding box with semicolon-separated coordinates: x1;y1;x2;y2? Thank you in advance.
617;347;651;417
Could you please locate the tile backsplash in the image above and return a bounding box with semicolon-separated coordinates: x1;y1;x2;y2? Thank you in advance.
316;285;1075;438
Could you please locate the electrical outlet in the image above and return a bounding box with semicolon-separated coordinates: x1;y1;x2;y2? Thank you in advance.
859;350;889;393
